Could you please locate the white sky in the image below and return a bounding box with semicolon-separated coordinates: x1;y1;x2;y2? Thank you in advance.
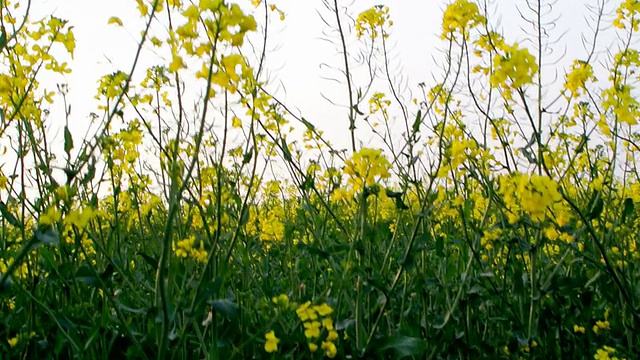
28;0;624;166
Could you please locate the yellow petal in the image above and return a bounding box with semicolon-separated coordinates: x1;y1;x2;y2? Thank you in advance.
107;17;123;26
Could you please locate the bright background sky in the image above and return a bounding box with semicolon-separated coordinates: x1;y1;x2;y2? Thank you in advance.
29;0;623;159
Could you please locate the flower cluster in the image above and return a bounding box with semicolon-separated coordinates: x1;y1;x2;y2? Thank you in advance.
594;345;627;360
6;331;35;349
343;148;391;190
613;0;640;31
331;148;392;203
355;6;392;39
497;173;568;225
564;60;596;98
172;235;208;263
264;330;280;353
296;301;338;358
490;43;538;96
441;0;486;39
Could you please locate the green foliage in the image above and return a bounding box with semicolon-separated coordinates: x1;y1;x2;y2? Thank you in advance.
0;0;639;359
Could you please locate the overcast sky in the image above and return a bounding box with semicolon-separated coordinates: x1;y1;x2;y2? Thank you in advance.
30;0;623;155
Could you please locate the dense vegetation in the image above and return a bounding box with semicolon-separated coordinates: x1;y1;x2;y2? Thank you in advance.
0;0;639;358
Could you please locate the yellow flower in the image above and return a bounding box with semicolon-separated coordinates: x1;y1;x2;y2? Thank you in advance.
322;341;338;358
64;207;100;230
107;17;123;26
594;345;620;360
7;337;18;347
40;206;62;226
322;317;334;331
169;54;186;73
304;321;321;339
296;301;318;321
308;342;318;352
343;148;391;190
189;241;208;263
573;324;586;334
264;330;279;353
313;302;333;316
271;294;289;308
593;320;610;335
564;60;595;97
490;43;538;92
441;0;485;38
355;6;391;39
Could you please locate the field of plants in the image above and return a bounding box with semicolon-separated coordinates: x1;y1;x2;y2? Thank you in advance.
0;0;639;358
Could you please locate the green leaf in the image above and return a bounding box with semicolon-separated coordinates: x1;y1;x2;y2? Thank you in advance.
33;228;60;246
367;275;388;294
238;207;249;227
575;134;588;154
81;156;97;186
65;166;80;182
374;335;426;358
467;284;484;295
385;189;402;198
116;300;148;315
622;198;634;222
402;252;414;270
74;265;100;287
242;146;253;165
0;26;6;53
324;244;350;254
0;277;12;295
281;138;292;162
100;263;114;282
209;299;238;320
586;191;604;220
137;251;158;268
435;235;444;258
0;201;21;228
300;175;314;192
303;244;330;259
301;117;315;131
64;125;74;155
411;110;422;135
394;197;409;210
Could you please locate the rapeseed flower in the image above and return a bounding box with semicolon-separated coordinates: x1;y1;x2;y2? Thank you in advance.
565;60;595;97
322;341;338;358
355;6;391;39
594;345;626;360
314;302;333;316
7;337;18;347
272;293;289;308
304;321;321;339
296;301;318;321
593;320;610;334
264;330;280;353
441;0;485;38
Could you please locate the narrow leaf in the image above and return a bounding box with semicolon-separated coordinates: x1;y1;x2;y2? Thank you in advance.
622;198;634;222
281;138;292;162
209;299;238;320
0;201;21;228
0;26;6;53
64;125;74;155
411;110;422;135
374;335;426;358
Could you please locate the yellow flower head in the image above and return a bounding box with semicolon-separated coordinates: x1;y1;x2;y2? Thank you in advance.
264;330;280;353
296;301;318;321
